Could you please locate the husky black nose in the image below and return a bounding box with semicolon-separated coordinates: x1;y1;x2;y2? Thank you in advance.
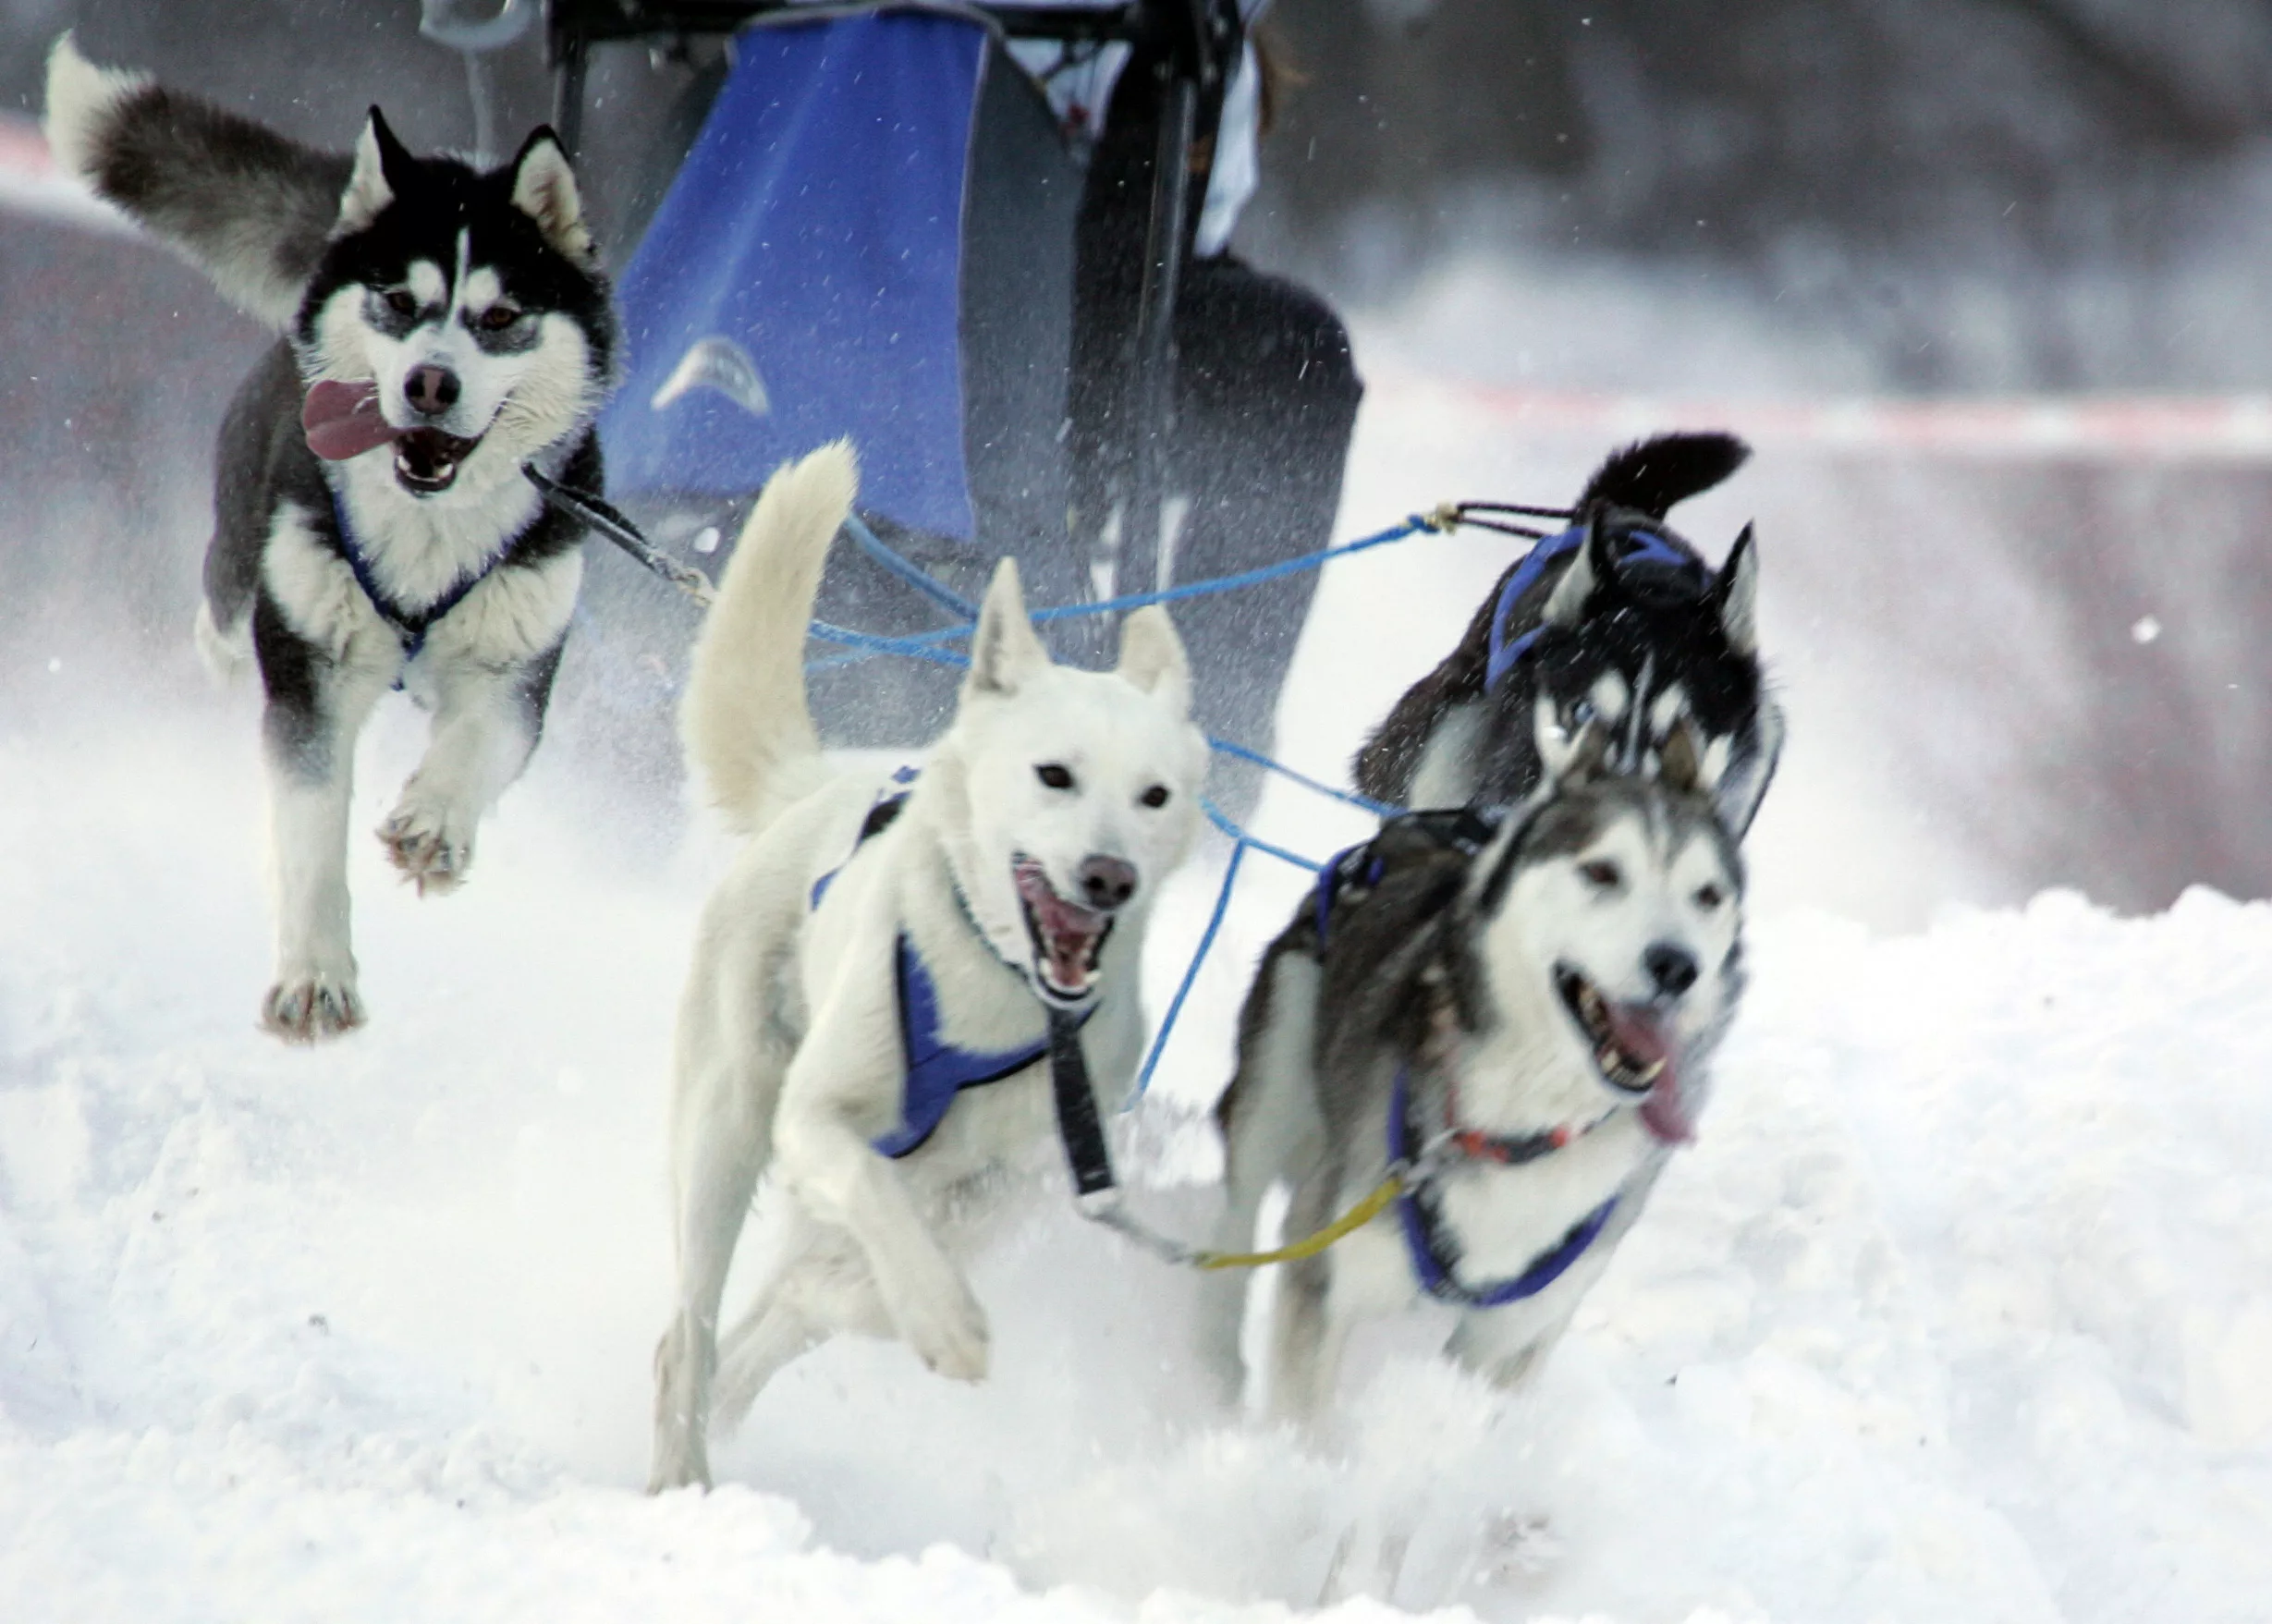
1077;855;1137;910
406;364;460;417
1644;942;1699;998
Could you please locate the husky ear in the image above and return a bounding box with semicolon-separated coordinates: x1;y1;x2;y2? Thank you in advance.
1659;720;1704;796
1115;606;1192;717
1711;524;1759;656
1541;512;1609;627
965;557;1050;700
337;107;409;236
507;125;596;269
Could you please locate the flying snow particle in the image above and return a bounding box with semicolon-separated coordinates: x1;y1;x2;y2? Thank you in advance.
2131;616;2162;644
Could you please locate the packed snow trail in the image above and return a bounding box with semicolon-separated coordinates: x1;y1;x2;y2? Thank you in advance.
1;641;2268;1623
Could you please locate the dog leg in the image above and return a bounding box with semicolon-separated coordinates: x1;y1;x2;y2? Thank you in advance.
260;666;387;1044
710;1222;890;1433
774;1093;988;1384
1202;948;1326;1410
650;1054;772;1494
1262;1190;1358;1426
1447;1296;1578;1391
378;650;553;896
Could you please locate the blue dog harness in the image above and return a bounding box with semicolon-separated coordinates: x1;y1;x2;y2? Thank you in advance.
808;767;1092;1160
1389;1066;1619;1308
1483;524;1697;691
328;485;519;678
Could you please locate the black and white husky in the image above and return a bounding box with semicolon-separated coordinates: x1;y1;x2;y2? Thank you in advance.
1201;726;1743;1420
1356;433;1781;837
44;35;617;1041
650;444;1208;1492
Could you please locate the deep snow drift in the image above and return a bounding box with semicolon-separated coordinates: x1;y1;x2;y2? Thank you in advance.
4;556;2270;1623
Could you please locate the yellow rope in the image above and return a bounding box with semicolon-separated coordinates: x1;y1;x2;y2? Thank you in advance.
1191;1171;1405;1271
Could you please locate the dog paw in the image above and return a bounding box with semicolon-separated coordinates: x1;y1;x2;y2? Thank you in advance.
894;1273;991;1383
377;802;472;897
262;973;365;1044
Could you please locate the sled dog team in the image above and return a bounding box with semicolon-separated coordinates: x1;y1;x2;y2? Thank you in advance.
45;40;1780;1487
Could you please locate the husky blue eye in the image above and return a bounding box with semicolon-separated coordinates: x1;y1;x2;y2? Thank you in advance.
1036;763;1075;791
1140;785;1170;809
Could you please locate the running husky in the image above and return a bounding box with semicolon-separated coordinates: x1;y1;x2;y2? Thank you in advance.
650;443;1206;1492
44;35;617;1042
1356;433;1780;837
1200;726;1743;1420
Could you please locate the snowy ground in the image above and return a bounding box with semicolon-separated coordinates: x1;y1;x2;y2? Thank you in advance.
5;460;2272;1623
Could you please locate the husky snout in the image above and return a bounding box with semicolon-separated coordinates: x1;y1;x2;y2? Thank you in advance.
405;363;459;416
1076;854;1137;910
1643;939;1698;998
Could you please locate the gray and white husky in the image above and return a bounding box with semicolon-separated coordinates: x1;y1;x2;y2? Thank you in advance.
1356;433;1780;839
650;443;1207;1492
1201;726;1743;1421
44;35;617;1041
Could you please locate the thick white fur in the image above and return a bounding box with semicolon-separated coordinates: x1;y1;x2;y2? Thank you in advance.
650;445;1207;1492
1203;794;1741;1423
41;33;147;183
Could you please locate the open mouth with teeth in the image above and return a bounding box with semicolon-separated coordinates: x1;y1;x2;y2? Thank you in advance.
300;380;482;495
390;427;482;494
1554;965;1693;1143
1012;856;1113;1004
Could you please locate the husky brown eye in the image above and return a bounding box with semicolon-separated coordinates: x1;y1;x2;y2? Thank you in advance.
477;304;521;331
1580;859;1622;890
1036;763;1075;791
384;288;418;316
1140;785;1170;809
1693;882;1726;910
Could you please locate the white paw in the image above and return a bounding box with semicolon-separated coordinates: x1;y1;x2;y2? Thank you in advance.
377;799;473;897
262;971;365;1044
891;1268;991;1383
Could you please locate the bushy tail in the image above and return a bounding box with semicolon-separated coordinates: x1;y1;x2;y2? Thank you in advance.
1579;431;1751;520
681;442;859;837
44;32;351;329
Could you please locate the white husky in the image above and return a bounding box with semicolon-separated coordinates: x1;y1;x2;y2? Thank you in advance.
650;443;1208;1492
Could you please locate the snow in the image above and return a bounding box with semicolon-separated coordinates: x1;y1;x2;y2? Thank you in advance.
1;220;2266;1614
5;582;2271;1624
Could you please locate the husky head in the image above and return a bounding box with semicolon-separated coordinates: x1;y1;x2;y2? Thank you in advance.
295;110;616;501
1488;433;1779;836
930;565;1208;1007
1465;723;1743;1144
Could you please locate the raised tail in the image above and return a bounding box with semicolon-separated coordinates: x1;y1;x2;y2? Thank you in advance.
44;32;351;330
1579;431;1751;521
681;442;860;837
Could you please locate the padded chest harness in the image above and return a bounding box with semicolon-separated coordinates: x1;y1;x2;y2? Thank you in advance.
328;486;522;679
1310;812;1619;1309
808;768;1093;1160
1484;524;1694;691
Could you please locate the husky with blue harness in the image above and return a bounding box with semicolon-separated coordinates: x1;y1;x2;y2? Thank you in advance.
1356;432;1780;839
649;443;1207;1493
1199;721;1744;1421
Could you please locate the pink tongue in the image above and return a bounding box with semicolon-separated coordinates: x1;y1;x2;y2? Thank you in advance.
302;380;399;461
1605;1004;1693;1145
